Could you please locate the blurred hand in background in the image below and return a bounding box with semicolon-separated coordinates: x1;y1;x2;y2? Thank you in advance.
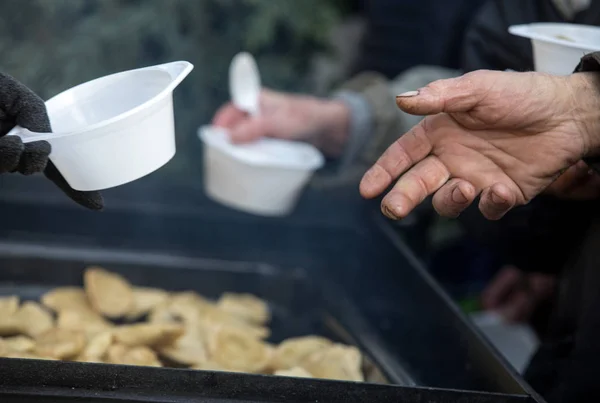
212;89;352;158
481;266;556;323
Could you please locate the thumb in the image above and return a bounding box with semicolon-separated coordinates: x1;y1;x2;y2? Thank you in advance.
17;140;51;175
44;161;104;210
229;116;274;143
395;70;493;116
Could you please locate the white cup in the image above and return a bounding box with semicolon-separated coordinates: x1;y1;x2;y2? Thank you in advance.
8;61;194;191
199;126;324;216
199;52;325;216
509;23;600;75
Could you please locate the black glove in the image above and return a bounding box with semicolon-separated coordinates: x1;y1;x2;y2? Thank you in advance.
0;72;103;210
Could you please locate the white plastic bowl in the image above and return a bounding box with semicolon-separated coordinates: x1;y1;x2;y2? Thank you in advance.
8;61;194;191
199;125;325;217
470;311;538;374
509;23;600;75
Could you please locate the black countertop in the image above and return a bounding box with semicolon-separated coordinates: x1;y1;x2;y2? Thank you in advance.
0;173;539;399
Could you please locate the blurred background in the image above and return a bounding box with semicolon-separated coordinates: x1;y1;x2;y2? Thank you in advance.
0;0;563;392
0;0;490;284
0;0;481;182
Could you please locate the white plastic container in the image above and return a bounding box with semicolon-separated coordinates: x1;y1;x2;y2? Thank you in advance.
509;23;600;75
199;52;325;216
7;61;194;191
470;311;539;374
199;125;324;216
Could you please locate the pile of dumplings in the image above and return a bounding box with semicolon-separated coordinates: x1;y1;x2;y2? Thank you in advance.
0;266;364;382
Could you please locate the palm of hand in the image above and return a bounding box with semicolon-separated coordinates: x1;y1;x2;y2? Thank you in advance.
424;110;582;205
360;70;591;220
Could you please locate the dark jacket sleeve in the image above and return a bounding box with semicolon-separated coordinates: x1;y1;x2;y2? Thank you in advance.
461;0;600;72
460;43;600;276
458;197;594;275
577;52;600;72
523;52;600;403
461;0;565;72
578;52;600;174
524;210;600;403
459;51;600;275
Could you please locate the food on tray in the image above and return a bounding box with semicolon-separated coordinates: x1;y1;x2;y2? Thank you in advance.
299;344;363;382
0;296;19;316
2;351;57;360
112;323;184;347
57;307;114;338
34;328;86;359
106;343;162;367
217;292;270;325
0;315;21;336
0;266;365;382
77;331;113;362
191;360;233;372
3;336;35;353
274;366;313;378
14;302;54;337
84;267;135;318
125;287;169;320
157;323;208;365
271;336;332;371
207;327;273;373
41;287;89;312
201;304;270;340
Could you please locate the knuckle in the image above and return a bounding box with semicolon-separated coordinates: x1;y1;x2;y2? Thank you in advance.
386;141;413;173
401;172;429;204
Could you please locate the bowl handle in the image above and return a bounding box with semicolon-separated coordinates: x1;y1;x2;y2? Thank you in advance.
154;61;194;93
8;127;56;144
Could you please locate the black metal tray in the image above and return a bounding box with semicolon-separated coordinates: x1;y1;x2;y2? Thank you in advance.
0;242;537;403
0;359;533;403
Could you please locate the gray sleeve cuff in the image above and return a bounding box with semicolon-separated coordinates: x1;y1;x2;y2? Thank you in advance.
330;90;374;171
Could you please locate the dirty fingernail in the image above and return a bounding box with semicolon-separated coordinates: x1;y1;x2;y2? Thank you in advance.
382;205;399;220
491;192;506;205
397;90;419;98
452;187;468;204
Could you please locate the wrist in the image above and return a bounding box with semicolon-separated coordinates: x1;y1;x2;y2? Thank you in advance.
309;99;350;157
567;72;600;157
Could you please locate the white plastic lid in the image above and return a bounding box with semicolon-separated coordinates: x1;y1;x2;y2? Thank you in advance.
509;23;600;51
229;52;261;116
199;125;325;171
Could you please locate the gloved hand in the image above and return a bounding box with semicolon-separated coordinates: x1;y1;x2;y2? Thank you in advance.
0;72;103;210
